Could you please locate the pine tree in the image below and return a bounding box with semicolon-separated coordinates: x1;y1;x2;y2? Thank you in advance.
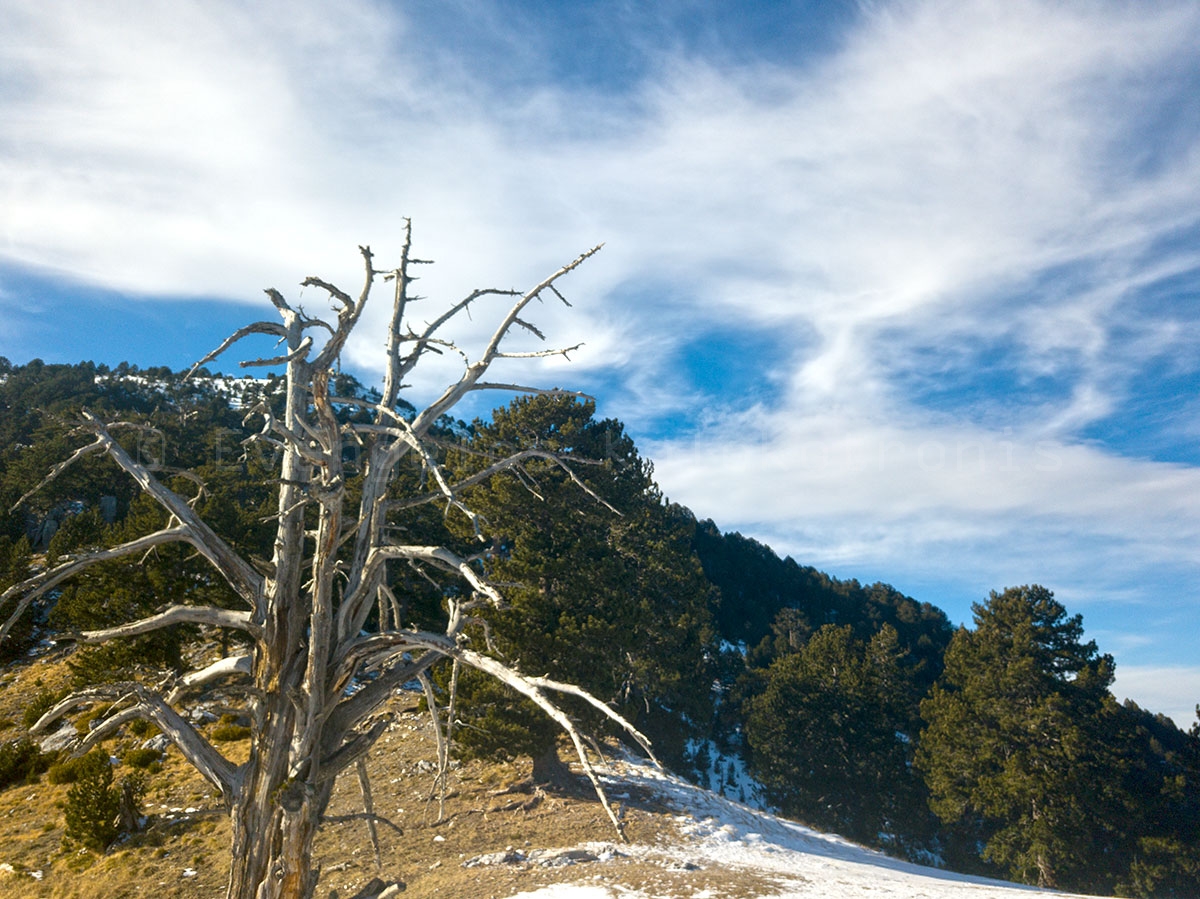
916;585;1121;891
63;750;121;851
444;395;718;775
744;624;930;846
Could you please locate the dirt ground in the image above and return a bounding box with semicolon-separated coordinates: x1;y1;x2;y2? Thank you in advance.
0;648;785;899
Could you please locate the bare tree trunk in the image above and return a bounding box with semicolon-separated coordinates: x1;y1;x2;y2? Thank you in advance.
229;791;328;899
531;743;575;791
117;778;142;835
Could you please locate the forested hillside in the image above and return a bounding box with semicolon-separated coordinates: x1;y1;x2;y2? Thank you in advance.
1;357;1198;897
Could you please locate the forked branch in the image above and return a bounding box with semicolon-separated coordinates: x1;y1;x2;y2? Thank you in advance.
32;683;239;804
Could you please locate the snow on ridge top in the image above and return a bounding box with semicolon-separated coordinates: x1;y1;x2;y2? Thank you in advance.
93;371;285;410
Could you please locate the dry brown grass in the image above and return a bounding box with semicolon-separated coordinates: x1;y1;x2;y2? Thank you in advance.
0;650;788;899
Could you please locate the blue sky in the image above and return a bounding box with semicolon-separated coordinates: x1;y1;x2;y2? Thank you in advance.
2;0;1199;726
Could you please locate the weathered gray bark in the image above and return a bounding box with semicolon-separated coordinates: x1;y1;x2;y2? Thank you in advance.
4;223;652;899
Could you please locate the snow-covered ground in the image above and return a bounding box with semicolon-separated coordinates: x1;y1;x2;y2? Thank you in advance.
503;754;1104;899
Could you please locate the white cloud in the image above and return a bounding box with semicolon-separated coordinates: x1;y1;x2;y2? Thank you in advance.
649;407;1200;585
1113;667;1200;731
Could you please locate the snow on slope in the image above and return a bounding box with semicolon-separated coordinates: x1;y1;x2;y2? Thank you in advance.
505;754;1105;899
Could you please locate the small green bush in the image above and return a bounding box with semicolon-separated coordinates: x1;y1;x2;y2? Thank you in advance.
23;687;67;730
122;747;161;769
211;723;251;742
47;754;91;785
0;739;52;790
127;718;157;738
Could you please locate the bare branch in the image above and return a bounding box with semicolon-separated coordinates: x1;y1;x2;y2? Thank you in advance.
168;654;254;702
340;538;483;652
299;315;337;339
323;649;442;743
328;395;409;429
244;401;331;467
416;671;452;822
76;604;258;644
330;632;415;696
411;245;602;435
395;632;638;841
383;449;613;518
265;288;293;314
301;276;352;308
358;545;504;611
396;287;522;385
381;219;415;415
10;411;263;612
239;335;313;369
492;343;584;360
186;322;289;379
375;416;486;538
464;384;594;401
356;757;383;870
1;526;190;644
79;704;144;746
76;412;263;607
512;316;545;339
9;434;106;512
477;249;599;366
311;245;376;371
528;676;659;767
33;684;238;804
316;717;390;783
548;283;571;306
321;812;403;836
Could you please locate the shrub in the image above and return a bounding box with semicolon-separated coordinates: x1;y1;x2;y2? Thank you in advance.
211;723;251;742
63;750;120;850
122;747;161;769
47;753;91;785
127;718;157;738
0;739;52;790
23;687;67;730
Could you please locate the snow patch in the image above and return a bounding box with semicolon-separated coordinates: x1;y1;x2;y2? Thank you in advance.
684;738;767;810
499;754;1107;899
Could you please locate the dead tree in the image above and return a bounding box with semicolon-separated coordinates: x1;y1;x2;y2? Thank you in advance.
0;223;655;899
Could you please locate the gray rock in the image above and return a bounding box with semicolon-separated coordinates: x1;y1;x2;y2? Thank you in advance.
39;722;78;753
141;734;171;752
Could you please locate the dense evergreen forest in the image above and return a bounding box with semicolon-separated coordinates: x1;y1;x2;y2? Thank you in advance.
1;357;1198;897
